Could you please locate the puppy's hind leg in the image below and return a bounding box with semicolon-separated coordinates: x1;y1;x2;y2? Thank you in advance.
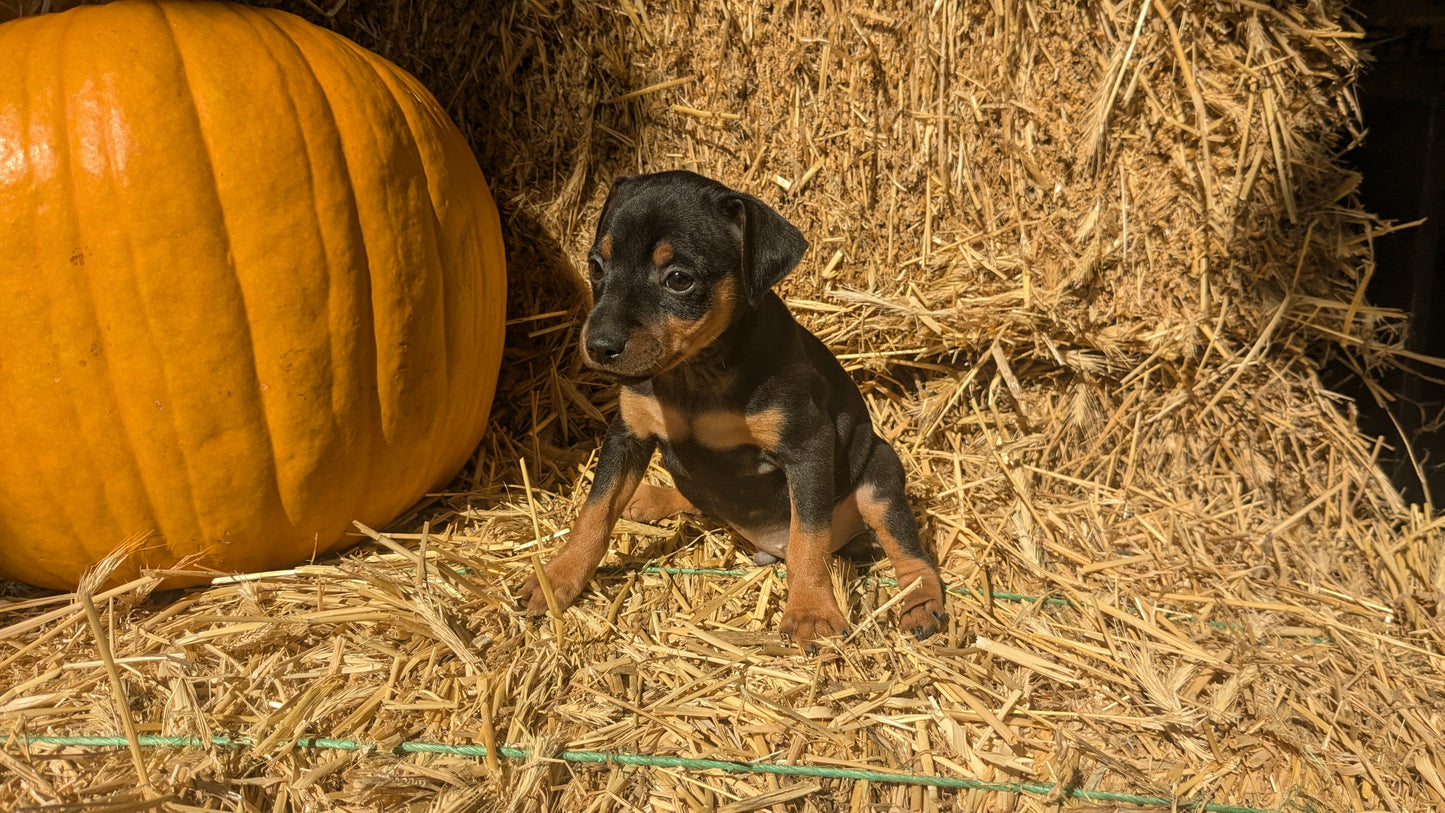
855;442;947;640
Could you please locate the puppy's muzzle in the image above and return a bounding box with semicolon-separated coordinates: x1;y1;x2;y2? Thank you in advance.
581;317;665;380
585;325;629;365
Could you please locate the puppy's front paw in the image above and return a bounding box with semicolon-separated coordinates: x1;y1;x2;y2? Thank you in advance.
518;566;586;616
779;603;849;654
897;571;947;640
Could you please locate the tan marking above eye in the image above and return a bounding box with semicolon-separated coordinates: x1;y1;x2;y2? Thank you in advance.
694;406;785;450
653;241;674;267
599;233;613;260
619;389;688;442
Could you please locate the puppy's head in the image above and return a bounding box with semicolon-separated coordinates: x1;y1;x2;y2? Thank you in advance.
581;170;808;380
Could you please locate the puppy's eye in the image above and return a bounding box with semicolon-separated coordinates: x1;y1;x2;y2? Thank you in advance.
663;270;695;293
588;260;604;282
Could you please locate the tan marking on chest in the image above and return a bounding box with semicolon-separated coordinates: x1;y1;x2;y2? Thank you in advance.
693;406;785;451
742;406;785;449
619;390;689;442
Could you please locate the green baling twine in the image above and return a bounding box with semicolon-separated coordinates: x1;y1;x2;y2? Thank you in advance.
13;735;1292;813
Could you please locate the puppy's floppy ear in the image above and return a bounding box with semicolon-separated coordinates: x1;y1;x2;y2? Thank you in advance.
726;193;808;305
595;174;641;235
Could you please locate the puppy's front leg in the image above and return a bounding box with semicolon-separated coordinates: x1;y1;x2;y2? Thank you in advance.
777;429;849;652
521;415;654;614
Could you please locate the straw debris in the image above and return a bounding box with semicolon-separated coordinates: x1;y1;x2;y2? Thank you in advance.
3;0;1443;810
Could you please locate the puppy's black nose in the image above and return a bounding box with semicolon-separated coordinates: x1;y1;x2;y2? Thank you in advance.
587;333;627;362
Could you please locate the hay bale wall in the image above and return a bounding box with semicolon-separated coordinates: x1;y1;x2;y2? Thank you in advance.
2;0;1442;811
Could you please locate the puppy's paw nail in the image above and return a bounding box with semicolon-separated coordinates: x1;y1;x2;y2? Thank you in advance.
899;602;945;640
780;611;849;654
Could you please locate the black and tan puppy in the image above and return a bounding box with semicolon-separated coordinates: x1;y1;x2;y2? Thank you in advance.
520;170;946;650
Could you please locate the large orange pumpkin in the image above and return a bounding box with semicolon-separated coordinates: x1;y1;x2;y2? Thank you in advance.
0;1;506;590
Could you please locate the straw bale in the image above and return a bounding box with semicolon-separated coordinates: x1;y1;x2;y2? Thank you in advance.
3;0;1444;811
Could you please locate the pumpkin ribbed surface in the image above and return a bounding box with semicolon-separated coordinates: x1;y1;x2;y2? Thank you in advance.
0;0;505;590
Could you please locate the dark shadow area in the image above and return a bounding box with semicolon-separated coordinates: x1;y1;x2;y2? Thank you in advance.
1335;0;1445;506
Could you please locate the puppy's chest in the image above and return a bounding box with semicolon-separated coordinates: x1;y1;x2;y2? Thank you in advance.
620;390;784;473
